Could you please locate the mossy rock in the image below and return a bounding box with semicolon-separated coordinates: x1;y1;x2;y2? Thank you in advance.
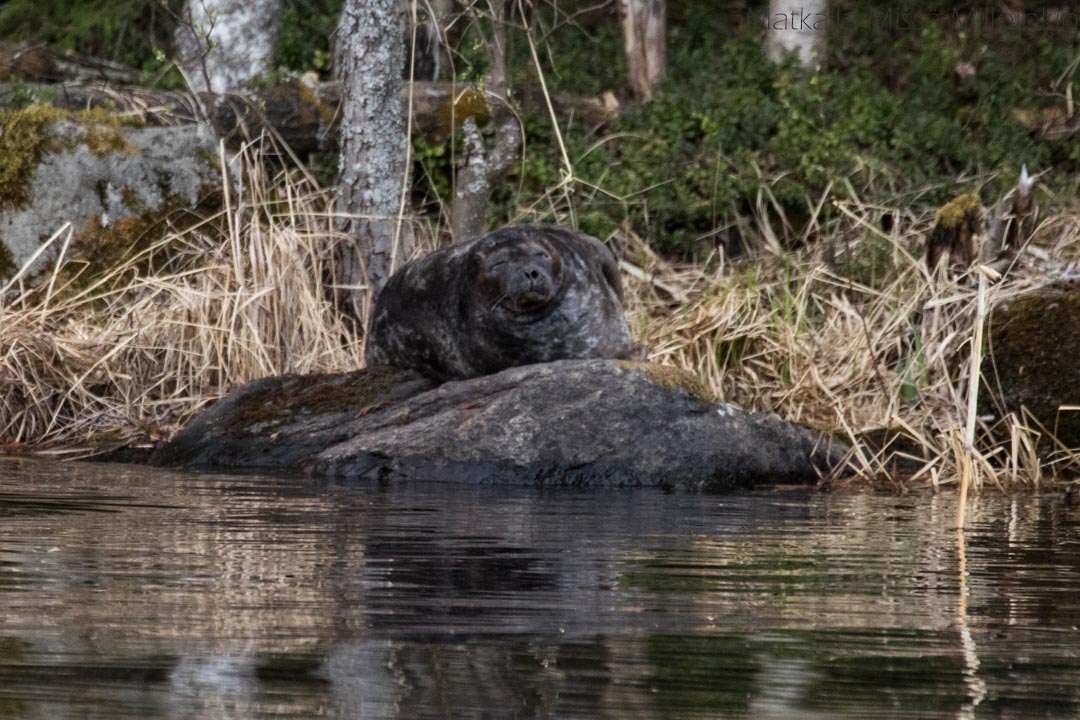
0;105;138;209
932;193;982;231
0;104;70;209
0;107;219;284
981;288;1080;449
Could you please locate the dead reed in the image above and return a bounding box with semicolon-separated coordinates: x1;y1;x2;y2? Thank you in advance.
619;197;1080;492
0;142;366;451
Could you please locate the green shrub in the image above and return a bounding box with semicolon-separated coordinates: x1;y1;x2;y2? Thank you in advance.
0;0;183;81
491;1;1080;256
276;0;343;77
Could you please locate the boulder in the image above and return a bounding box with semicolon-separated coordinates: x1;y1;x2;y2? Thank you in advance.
0;106;218;282
153;359;849;490
982;286;1080;448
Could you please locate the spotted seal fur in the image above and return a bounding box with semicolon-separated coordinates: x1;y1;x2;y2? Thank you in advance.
365;224;633;381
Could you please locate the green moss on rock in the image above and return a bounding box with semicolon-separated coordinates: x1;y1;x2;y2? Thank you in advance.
617;360;715;404
71;184;216;278
0;241;14;277
76;108;139;157
74;214;155;273
933;193;982;231
0;104;67;208
0;104;139;210
226;365;428;434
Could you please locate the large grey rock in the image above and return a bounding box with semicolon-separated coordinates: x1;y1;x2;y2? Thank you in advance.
0;120;218;281
154;359;848;490
982;285;1080;449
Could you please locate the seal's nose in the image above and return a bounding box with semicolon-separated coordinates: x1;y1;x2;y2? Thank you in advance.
524;267;541;281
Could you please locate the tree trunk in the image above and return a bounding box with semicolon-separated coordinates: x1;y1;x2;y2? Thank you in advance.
450;2;522;241
334;0;413;326
619;0;666;101
427;0;456;80
764;0;828;70
175;0;283;94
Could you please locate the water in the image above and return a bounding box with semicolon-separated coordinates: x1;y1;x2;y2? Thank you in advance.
1;459;1079;719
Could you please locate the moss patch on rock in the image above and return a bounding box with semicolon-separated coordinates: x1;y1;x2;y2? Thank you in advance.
73;213;159;275
0;240;14;277
0;104;66;208
70;181;218;280
76;108;139;157
225;365;430;434
0;104;138;210
617;360;714;404
933;193;982;231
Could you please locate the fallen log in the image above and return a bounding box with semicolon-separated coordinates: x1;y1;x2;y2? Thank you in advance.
0;41;139;85
0;79;615;155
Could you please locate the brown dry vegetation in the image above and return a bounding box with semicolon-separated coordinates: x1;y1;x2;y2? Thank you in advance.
619;205;1080;493
1;138;1078;492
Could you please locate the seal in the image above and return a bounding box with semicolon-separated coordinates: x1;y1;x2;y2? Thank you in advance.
365;224;633;381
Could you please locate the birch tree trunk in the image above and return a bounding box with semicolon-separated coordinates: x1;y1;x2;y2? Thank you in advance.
175;0;283;94
619;0;666;101
335;0;413;325
764;0;828;70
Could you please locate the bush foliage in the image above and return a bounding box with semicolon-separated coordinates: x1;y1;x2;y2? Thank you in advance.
500;1;1079;254
1;0;1077;256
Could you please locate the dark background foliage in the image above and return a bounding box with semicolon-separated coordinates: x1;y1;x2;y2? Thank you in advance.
2;0;1076;256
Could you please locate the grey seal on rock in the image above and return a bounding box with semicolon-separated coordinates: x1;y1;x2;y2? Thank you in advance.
365;224;633;381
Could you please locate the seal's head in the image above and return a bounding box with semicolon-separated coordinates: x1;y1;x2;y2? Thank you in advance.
471;236;563;316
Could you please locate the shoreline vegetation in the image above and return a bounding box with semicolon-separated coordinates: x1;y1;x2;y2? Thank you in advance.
1;141;1077;493
1;1;1079;492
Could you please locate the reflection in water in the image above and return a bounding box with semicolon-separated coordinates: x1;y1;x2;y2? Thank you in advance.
955;526;987;720
0;459;1079;718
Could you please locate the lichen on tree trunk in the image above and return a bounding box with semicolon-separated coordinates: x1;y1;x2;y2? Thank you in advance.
450;1;521;242
334;0;414;325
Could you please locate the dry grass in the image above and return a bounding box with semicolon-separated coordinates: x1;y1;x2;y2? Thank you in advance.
0;142;366;451
618;199;1080;493
1;140;1078;491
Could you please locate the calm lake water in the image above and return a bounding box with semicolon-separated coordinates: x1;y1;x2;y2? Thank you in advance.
1;459;1079;719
